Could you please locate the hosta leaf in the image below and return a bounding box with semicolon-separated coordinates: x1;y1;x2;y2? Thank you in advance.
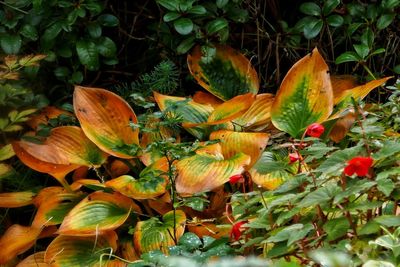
58;192;136;236
210;130;269;168
332;77;392;106
46;126;108;166
0;225;42;264
330;75;359;105
44;231;118;266
187;45;259;101
26;106;71;130
192;91;223;108
0;191;36;208
33;186;67;207
134;210;186;255
183;93;255;127
120;239;140;261
16;251;47;267
271;48;333;138
232;93;275;129
74;86;139;158
249;152;297;190
154;92;228;139
329;111;357;143
12;141;78;188
106;174;167;200
175;144;250;194
32;193;84;228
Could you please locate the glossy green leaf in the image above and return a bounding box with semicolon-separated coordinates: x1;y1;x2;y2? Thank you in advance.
157;0;179;11
353;43;370;59
76;40;99;71
44;232;118;266
97;14;119;27
326;14;344;27
188;5;207;15
335;51;361;64
1;34;22;54
163;12;181;22
174;18;193;35
300;2;321;16
322;0;340;15
323;218;350;241
271;48;333;138
206;18;228;35
177;36;196;54
58;192;134;236
377;13;395;30
188;45;259;101
303;18;323;39
96;37;117;58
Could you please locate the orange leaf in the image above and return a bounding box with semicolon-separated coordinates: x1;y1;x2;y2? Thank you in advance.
26;106;72;130
330;75;359;105
210;130;270;168
16;251;47;267
175;143;251;195
329;111;357;143
188;45;259;100
0;191;36;208
33;186;67;207
58;192;138;236
12;141;77;188
192;91;223;108
0;225;42;264
233;93;275;129
119;239;139;261
73;86;139;158
45;126;108;167
187;222;230;239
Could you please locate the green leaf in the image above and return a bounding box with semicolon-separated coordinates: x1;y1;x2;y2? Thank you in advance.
163;12;180;22
177;36;195;54
1;34;22;54
188;5;207;15
206;18;229;35
373;140;400;161
333;180;376;204
216;0;229;8
309;249;352;267
322;0;340;15
299;184;341;207
316;145;363;176
377;179;394;197
87;23;102;38
335;51;361;64
54;67;70;79
353;44;370;59
97;14;119;27
361;28;375;48
20;24;38;40
96;37;117;58
326;14;344;27
0;144;15;161
174;18;194;35
178;233;202;250
41;22;62;41
300;2;321;16
377;13;395;30
76;40;99;71
303;18;323;39
323;217;350;241
359;220;381;235
157;0;178;11
374;215;400;227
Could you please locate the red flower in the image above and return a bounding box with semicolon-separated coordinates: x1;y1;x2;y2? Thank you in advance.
229;174;244;184
344;157;373;176
230;221;248;241
305;123;325;138
289;152;301;163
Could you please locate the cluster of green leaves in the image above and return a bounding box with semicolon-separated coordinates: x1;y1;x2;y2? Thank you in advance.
156;0;248;54
279;0;400;77
228;93;400;266
0;0;119;84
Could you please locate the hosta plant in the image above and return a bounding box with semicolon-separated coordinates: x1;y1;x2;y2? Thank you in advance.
0;44;396;266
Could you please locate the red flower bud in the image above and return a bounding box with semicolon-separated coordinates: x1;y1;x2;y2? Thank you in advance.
230;220;248;241
305;123;325;138
344;157;373;177
229;174;244;184
289;153;301;163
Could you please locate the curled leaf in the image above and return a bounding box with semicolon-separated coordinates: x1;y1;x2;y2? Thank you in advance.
0;191;36;208
74;86;139;158
188;45;259;100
